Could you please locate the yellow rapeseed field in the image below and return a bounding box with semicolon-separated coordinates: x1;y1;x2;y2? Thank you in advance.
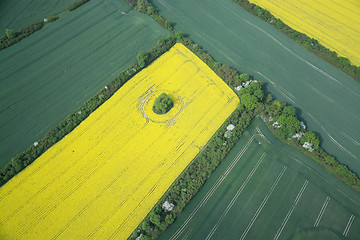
0;43;239;239
250;0;360;66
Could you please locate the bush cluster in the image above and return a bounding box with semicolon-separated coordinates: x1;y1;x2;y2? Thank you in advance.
232;0;360;82
0;22;44;50
152;93;173;114
262;94;360;191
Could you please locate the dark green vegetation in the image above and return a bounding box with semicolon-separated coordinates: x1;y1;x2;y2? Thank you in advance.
0;0;93;50
262;96;359;192
153;93;174;114
1;21;45;50
0;0;169;178
152;0;360;176
158;118;360;240
233;0;360;82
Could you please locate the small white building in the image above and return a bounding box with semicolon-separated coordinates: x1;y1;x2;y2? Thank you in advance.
162;201;174;212
291;132;304;140
224;131;232;139
226;124;235;131
303;142;314;152
235;85;242;91
242;80;252;88
272;121;281;128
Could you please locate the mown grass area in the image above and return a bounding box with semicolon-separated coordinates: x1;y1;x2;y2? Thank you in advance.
0;0;78;34
0;0;169;168
158;118;360;240
152;0;360;176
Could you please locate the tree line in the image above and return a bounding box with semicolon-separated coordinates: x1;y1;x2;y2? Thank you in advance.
262;94;360;192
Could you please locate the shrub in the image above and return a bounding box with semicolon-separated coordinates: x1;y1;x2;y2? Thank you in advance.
153;93;174;114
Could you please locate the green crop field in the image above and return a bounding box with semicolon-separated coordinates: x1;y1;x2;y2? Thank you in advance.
0;0;168;168
159;118;360;240
152;0;360;175
0;0;78;33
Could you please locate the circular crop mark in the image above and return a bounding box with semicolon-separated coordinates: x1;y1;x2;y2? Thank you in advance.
139;88;184;125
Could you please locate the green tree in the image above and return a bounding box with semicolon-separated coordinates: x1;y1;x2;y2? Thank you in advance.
141;235;152;240
5;28;16;39
137;50;148;68
136;0;150;13
153;93;174;114
266;100;285;117
141;221;152;232
240;93;258;110
147;5;155;15
253;89;264;101
277;115;300;132
165;213;175;224
149;211;161;227
265;93;273;104
275;19;284;29
239;73;249;81
302;131;320;149
282;106;296;117
175;31;184;40
324;155;338;167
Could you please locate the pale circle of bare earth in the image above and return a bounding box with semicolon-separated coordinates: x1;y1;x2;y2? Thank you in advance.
139;87;185;125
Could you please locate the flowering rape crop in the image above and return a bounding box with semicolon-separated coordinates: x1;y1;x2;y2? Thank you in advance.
0;43;239;239
250;0;360;66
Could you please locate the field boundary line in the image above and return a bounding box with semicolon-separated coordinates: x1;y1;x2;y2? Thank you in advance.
313;196;330;227
169;132;257;240
255;127;270;143
205;152;266;240
341;131;360;146
239;165;287;240
273;180;309;240
255;72;295;104
305;112;359;161
343;214;355;237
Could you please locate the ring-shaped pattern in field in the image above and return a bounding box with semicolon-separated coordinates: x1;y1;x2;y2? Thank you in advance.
139;88;185;125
